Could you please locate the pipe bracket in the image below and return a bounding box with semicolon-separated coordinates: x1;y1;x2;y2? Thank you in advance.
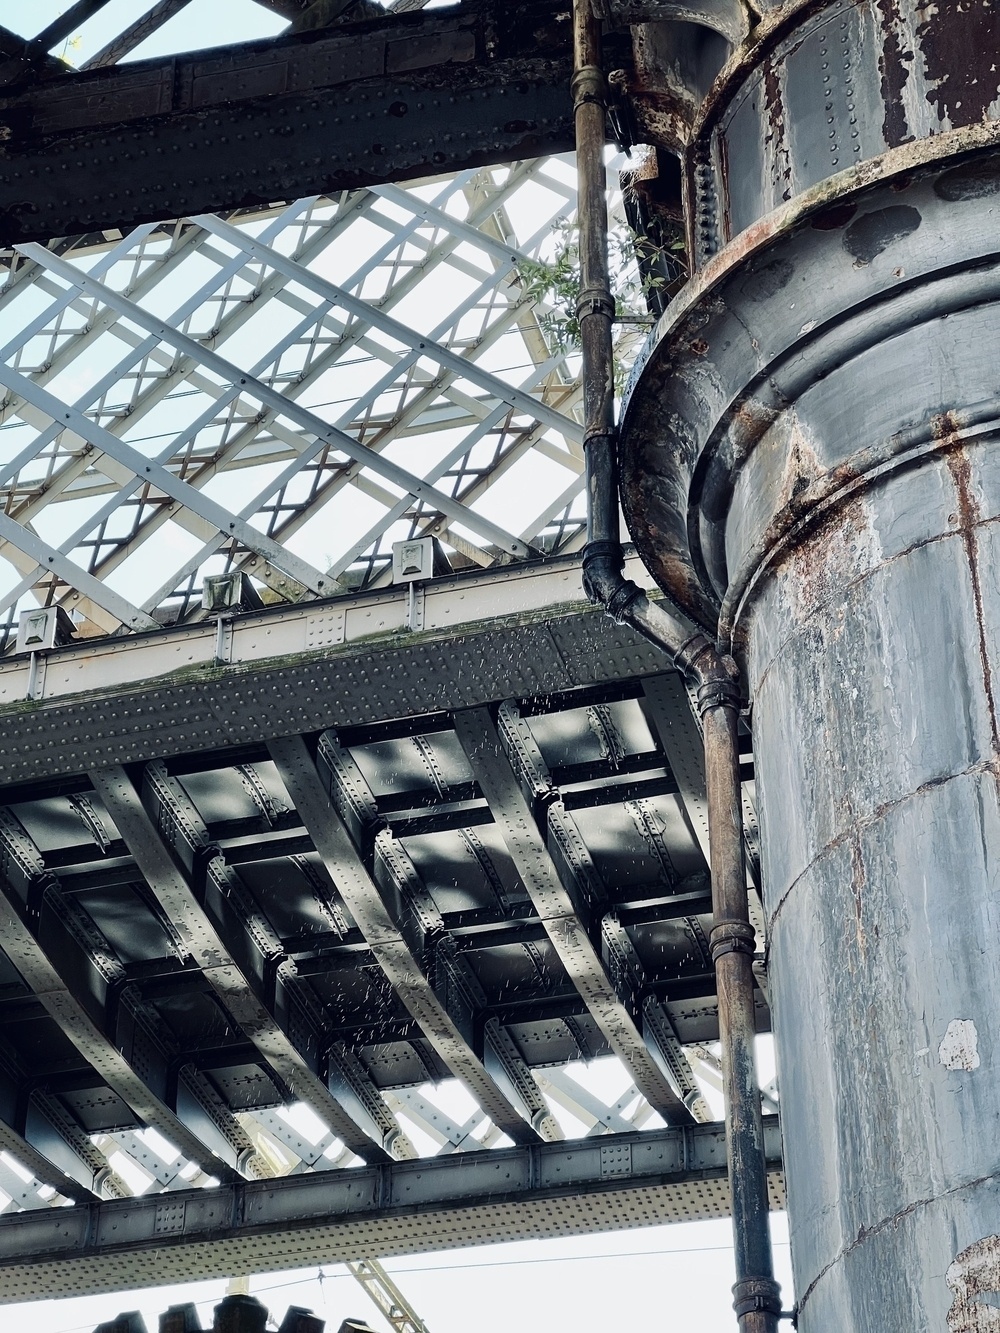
732;1276;783;1319
576;288;616;321
710;919;757;962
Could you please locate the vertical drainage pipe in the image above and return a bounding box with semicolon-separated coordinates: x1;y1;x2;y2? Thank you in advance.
571;5;781;1327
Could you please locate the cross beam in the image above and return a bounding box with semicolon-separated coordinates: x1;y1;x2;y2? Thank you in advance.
0;1118;784;1303
0;5;593;244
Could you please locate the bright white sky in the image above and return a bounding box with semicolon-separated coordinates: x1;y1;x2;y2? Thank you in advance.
0;4;794;1330
6;1218;793;1333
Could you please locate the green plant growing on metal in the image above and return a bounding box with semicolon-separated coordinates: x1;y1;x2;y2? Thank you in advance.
516;212;684;385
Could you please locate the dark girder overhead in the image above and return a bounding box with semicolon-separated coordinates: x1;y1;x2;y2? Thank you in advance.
0;561;771;1293
0;1;630;245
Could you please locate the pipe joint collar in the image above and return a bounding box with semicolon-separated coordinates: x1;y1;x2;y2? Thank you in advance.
732;1276;783;1319
571;64;607;110
576;287;616;321
710;919;757;961
695;666;742;715
582;542;643;621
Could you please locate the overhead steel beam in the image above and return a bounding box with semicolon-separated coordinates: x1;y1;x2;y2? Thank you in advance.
15;245;535;562
81;0;200;68
33;0;118;52
139;760;416;1160
0;555;671;787
544;806;711;1120
0;810;243;1183
0;1034;99;1203
452;705;694;1126
327;735;562;1141
0;359;333;598
268;733;541;1145
191;213;582;445
0;1117;784;1303
0;7;580;244
25;1089;127;1200
89;766;393;1164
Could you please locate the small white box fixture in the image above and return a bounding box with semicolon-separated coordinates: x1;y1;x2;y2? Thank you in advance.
392;538;435;583
201;572;262;613
15;606;74;655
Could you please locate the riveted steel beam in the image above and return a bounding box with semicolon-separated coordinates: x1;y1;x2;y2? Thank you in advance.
140;759;415;1160
0;1116;784;1303
0;809;241;1183
0;555;672;788
0;1031;99;1203
0;8;582;244
25;1089;128;1200
319;733;563;1141
14;244;534;563
191;213;582;446
89;765;393;1164
452;704;694;1125
268;733;541;1145
81;0;199;68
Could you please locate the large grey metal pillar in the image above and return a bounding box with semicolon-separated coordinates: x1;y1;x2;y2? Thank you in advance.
616;3;1000;1328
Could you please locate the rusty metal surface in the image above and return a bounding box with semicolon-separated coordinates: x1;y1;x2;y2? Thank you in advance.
619;127;1000;634
688;0;1000;251
618;120;1000;1330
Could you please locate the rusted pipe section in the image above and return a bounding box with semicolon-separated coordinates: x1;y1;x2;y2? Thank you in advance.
572;4;780;1328
700;666;783;1333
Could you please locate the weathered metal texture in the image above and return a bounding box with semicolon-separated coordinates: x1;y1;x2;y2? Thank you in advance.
690;0;1000;255
267;733;540;1146
0;1118;783;1303
453;703;695;1127
0;554;672;786
619;132;1000;1329
0;5;585;245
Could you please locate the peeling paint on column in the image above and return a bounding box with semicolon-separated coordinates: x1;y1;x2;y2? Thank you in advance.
694;0;1000;240
939;1019;981;1072
619;133;1000;1333
947;1236;1000;1332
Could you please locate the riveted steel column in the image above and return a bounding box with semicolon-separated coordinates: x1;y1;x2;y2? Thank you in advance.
619;116;1000;1333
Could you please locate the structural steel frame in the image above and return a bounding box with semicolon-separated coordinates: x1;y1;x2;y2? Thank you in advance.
0;1;601;244
0;13;773;1297
0;156;605;648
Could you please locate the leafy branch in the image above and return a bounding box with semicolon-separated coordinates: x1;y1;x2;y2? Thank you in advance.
515;216;685;378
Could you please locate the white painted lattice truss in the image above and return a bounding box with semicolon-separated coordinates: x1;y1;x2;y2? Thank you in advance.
0;150;718;1217
0;156;608;649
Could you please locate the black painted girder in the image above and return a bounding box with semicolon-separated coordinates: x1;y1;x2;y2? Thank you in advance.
545;781;709;1118
0;808;241;1182
0;1032;95;1202
0;5;581;245
269;732;542;1145
25;1088;128;1199
82;0;200;71
92;763;398;1163
453;704;696;1126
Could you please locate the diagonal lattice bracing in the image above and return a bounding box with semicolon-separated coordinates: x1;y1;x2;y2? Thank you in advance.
0;160;723;1213
0;158;614;650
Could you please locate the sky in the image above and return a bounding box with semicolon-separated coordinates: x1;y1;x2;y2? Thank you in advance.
0;4;793;1330
3;1219;794;1333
